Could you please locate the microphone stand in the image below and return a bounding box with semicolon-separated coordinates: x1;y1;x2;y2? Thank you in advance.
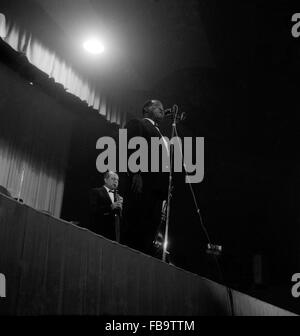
17;164;25;202
162;105;179;262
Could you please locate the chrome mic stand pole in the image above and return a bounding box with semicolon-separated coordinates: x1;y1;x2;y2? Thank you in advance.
17;164;25;202
162;105;178;262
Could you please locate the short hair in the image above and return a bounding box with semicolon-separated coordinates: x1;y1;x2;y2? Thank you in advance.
142;99;156;115
104;171;112;180
103;171;117;180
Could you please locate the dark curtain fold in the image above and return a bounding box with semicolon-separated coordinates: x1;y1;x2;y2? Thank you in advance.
0;61;73;216
0;5;127;125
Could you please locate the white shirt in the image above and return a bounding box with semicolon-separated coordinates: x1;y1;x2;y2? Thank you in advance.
104;185;114;203
143;118;169;156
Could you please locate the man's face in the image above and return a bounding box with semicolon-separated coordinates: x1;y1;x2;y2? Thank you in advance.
148;101;164;122
104;172;119;190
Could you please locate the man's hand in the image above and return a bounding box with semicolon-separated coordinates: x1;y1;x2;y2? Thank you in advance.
111;201;122;210
131;174;143;194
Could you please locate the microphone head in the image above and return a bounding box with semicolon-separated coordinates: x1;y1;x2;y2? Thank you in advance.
163;108;187;121
180;112;187;121
163;108;172;115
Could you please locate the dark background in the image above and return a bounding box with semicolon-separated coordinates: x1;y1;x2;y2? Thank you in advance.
62;1;300;313
1;0;300;313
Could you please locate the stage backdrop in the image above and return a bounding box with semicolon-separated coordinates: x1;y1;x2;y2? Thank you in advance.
0;60;73;217
0;9;127;126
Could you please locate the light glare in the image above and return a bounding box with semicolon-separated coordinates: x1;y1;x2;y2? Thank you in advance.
83;38;105;54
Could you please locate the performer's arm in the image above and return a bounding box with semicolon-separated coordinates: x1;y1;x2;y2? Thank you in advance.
90;189;113;216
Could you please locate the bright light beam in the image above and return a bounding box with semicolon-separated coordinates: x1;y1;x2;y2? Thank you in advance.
83;38;105;55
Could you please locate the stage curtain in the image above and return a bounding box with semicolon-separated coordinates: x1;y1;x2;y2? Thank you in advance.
0;61;72;217
0;12;125;125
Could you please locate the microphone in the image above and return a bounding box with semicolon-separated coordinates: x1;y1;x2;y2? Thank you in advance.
164;105;186;121
163;107;173;115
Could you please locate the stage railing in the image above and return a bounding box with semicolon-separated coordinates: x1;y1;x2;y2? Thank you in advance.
0;193;296;316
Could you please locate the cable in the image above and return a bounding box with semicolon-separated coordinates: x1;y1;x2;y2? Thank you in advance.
173;122;235;316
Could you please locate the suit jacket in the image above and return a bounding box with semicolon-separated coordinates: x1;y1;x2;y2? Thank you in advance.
122;118;169;199
90;186;117;239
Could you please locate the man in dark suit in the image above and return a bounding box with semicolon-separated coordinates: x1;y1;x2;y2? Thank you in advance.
90;171;123;241
120;99;169;255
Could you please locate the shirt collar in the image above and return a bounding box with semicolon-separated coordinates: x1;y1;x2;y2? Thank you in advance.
143;118;160;129
104;185;113;193
143;118;155;126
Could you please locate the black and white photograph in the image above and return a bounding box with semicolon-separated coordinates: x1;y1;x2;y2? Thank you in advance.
0;0;300;320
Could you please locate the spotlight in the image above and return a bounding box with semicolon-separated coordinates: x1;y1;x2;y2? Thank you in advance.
83;38;105;55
